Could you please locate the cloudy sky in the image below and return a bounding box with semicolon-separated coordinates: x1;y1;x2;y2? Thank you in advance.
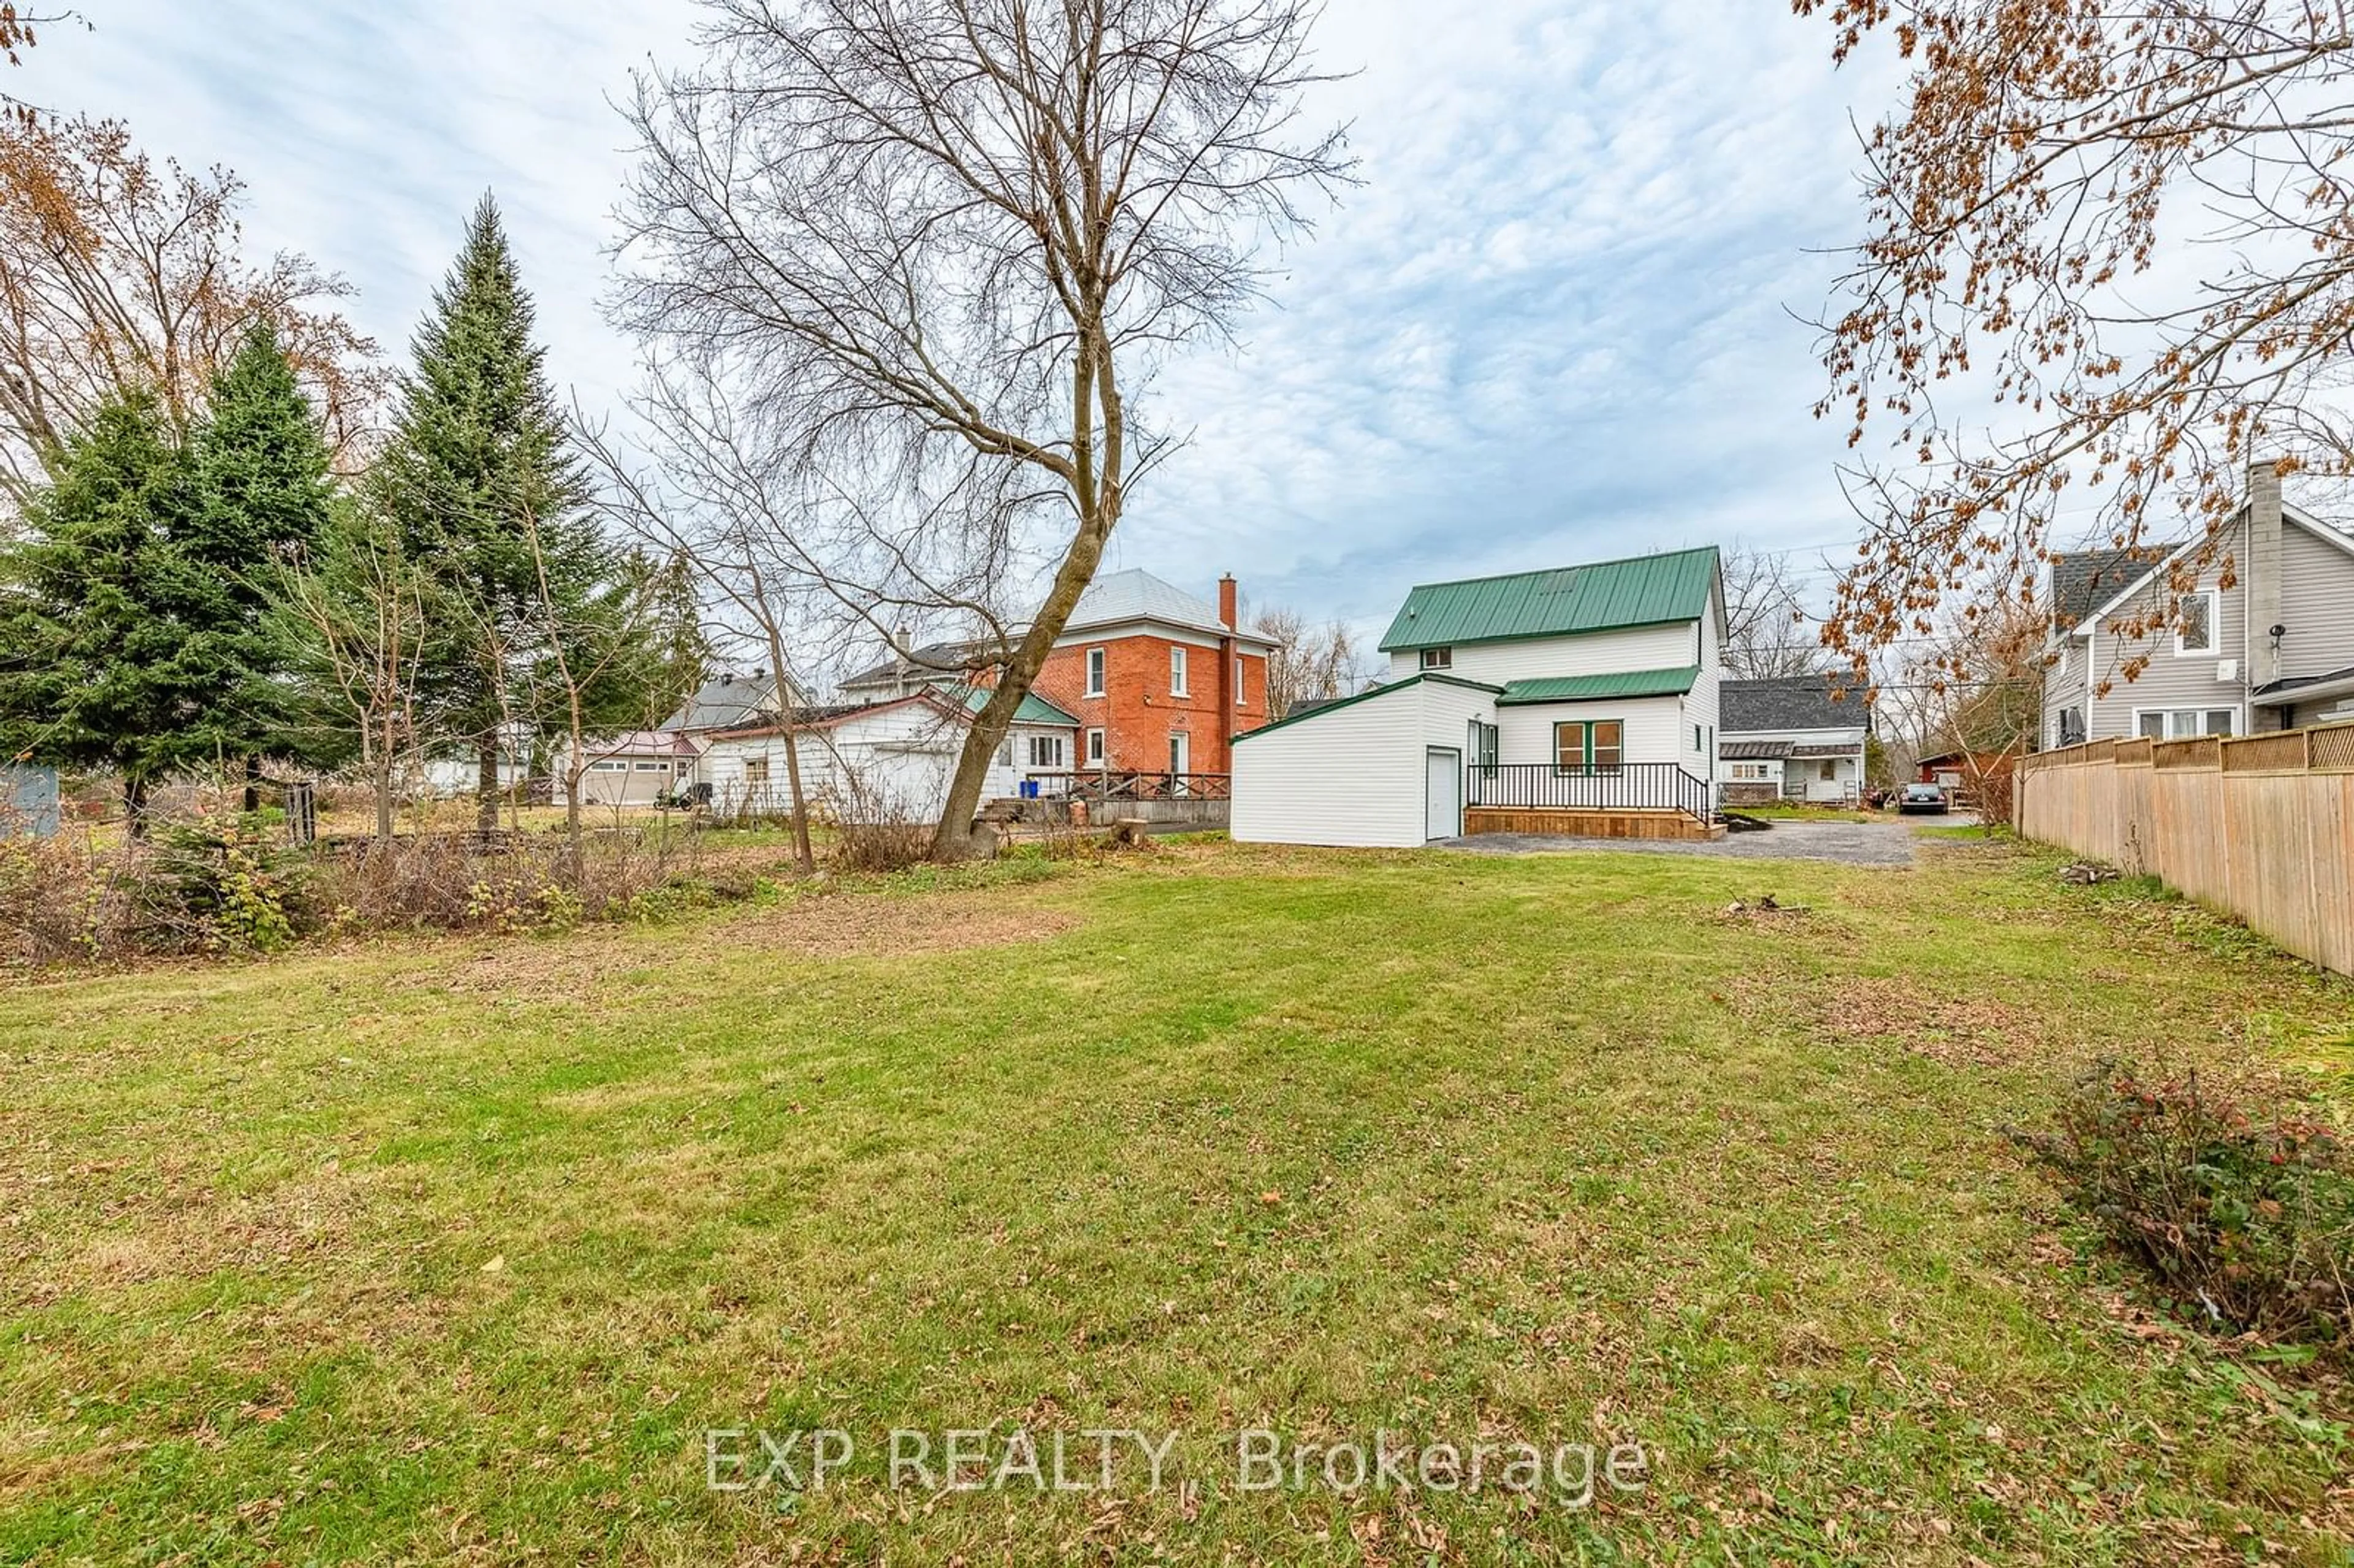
21;1;1896;645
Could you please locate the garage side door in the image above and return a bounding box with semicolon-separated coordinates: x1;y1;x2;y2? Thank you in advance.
1425;747;1461;840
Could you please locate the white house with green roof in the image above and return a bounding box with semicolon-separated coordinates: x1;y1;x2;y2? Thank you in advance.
1232;547;1726;847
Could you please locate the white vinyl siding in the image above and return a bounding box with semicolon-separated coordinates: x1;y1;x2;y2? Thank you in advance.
1495;694;1685;767
1233;679;1498;848
1386;621;1697;688
1679;592;1724;790
697;701;1073;821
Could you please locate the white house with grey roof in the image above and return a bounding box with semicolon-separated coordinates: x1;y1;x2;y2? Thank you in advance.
1232;547;1726;847
2041;465;2354;747
1718;675;1872;805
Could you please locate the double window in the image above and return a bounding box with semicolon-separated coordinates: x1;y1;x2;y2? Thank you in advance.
1730;762;1772;782
1027;734;1066;768
743;756;771;786
1420;647;1453;671
1553;720;1623;775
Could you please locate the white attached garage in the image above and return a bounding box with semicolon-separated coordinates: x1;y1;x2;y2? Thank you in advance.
1232;674;1502;848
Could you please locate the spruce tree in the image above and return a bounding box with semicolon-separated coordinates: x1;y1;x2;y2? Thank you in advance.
376;193;634;830
173;323;338;803
0;389;196;828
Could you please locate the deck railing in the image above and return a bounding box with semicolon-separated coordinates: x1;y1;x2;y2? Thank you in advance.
1468;762;1715;824
1030;770;1233;801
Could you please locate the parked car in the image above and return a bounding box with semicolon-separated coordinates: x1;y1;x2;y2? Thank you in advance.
1897;782;1949;816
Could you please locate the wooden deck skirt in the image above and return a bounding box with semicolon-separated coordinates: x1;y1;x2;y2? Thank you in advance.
1463;807;1724;842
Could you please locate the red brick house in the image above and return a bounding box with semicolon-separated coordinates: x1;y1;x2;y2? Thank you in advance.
834;569;1279;779
1027;570;1278;777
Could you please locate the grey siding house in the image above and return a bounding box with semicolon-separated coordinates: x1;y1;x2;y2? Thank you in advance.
2041;466;2354;746
1718;674;1872;805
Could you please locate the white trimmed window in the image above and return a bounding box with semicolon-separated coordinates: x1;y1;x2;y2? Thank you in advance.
743;756;770;786
1084;728;1105;765
1170;645;1189;696
2173;590;2219;656
1084;647;1106;696
1420;647;1453;671
1731;762;1772;782
1027;734;1066;768
1235;655;1246;706
2136;708;2236;740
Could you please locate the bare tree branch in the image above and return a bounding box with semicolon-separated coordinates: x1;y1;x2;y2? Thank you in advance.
611;0;1350;857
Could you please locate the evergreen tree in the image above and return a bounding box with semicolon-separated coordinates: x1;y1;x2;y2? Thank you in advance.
376;193;636;829
0;389;196;827
172;322;338;802
628;549;712;729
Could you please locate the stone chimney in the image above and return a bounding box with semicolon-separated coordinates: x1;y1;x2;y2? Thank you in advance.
1217;574;1238;630
2249;460;2284;687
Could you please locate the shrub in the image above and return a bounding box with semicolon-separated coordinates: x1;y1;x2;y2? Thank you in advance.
0;830;112;962
2012;1063;2354;1348
142;815;314;953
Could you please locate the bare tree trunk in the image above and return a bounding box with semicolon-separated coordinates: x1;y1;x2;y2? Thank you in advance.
373;746;395;844
562;699;585;879
475;735;500;834
241;755;262;814
758;623;815;873
123;774;148;841
932;510;1114;858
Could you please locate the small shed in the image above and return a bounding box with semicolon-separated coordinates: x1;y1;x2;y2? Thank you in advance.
2;763;60;839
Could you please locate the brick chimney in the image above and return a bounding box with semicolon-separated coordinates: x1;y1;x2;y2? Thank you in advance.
1217;574;1238;630
2249;460;2284;687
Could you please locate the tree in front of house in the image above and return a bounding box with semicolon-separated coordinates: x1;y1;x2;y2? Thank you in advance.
1803;2;2354;677
376;195;644;831
0;389;195;826
613;0;1352;858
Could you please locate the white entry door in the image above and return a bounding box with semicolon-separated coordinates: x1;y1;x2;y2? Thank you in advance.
1426;748;1461;840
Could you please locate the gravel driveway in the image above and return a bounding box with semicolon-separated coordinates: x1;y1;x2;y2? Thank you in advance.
1436;818;1923;867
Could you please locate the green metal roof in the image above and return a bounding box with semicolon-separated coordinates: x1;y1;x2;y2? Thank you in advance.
959;686;1080;727
1495;666;1702;705
1377;546;1720;651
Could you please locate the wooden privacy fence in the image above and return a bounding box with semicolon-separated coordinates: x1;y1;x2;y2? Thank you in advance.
2015;723;2354;976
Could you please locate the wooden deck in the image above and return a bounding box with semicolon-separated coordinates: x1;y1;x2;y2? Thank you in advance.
1463;807;1724;842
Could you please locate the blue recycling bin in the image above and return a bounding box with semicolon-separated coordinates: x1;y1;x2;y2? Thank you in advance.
1020;778;1040;799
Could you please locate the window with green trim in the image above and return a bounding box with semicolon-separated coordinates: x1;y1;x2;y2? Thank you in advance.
1553;719;1623;775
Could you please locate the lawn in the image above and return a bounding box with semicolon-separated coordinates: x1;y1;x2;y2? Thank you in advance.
3;837;2351;1564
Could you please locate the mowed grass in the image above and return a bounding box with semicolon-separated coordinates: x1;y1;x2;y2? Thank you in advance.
3;837;2352;1565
